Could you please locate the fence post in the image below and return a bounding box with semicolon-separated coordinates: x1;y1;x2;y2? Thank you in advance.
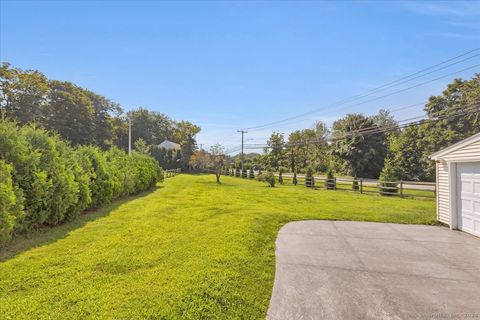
333;177;337;190
400;180;403;198
360;179;363;194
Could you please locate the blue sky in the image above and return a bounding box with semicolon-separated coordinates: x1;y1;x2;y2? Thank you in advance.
1;1;479;152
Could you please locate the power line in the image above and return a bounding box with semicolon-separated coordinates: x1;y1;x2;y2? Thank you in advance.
239;61;479;144
244;49;480;131
239;104;479;150
323;52;480;107
247;63;480;132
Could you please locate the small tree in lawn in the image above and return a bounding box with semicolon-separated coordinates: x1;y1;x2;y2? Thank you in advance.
325;168;335;190
379;158;399;196
210;143;226;184
305;167;315;188
257;171;275;187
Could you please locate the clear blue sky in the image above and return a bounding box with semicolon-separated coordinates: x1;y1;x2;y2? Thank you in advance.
1;1;479;152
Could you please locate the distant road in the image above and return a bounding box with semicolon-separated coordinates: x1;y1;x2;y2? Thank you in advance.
279;173;435;191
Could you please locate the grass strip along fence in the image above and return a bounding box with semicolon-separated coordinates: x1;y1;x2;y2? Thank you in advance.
224;169;435;199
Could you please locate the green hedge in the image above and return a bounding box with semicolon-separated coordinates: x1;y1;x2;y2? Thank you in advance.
0;120;163;247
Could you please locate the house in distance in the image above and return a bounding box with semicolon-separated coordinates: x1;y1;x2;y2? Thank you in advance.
158;140;181;150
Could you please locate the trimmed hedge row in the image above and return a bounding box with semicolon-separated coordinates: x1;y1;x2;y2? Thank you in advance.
0;121;163;247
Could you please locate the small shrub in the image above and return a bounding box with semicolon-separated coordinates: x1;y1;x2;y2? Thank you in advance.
249;169;255;179
292;172;298;186
379;159;399;196
257;171;275;187
325;168;335;190
305;167;315;188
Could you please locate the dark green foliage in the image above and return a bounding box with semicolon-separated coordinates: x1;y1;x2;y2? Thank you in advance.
0;120;162;246
65;147;92;219
292;172;298;186
331;113;392;179
287;123;329;174
325;168;335;190
130;152;163;191
257;171;275;187
384;75;480;181
77;146;115;207
151;146;182;170
264;132;285;170
22;126;79;225
0;160;23;247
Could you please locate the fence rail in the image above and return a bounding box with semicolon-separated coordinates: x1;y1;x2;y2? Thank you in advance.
165;168;181;178
222;169;435;199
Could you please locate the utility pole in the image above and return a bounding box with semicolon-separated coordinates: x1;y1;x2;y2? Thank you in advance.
237;130;247;170
128;116;132;155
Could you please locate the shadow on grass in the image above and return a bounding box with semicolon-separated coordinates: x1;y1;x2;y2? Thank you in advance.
0;186;161;262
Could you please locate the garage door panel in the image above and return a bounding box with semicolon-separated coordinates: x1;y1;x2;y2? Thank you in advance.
461;181;473;192
457;162;480;237
474;182;480;194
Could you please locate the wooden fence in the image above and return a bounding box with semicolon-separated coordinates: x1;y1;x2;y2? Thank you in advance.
165;168;181;178
223;169;435;199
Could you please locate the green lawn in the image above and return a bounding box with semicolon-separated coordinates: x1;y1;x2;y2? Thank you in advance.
0;174;436;319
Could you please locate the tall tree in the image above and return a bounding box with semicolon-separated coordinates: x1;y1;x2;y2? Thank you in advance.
181;134;197;171
127;108;175;146
383;75;480;181
45;80;96;145
287;129;316;171
264;132;285;171
173;121;201;145
331;113;390;178
0;63;49;124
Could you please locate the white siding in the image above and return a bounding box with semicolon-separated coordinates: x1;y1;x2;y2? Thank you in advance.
440;139;480;162
437;161;450;224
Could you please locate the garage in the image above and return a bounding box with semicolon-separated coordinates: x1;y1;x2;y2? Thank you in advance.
430;132;480;237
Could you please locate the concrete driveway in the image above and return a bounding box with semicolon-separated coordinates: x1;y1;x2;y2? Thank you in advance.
267;221;480;320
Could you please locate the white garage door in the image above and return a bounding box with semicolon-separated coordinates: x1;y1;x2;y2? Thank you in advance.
457;162;480;237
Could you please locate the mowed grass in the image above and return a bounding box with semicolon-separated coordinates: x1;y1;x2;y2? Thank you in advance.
0;174;436;319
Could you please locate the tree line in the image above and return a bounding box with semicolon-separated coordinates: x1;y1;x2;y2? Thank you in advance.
226;75;479;182
0;63;200;169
